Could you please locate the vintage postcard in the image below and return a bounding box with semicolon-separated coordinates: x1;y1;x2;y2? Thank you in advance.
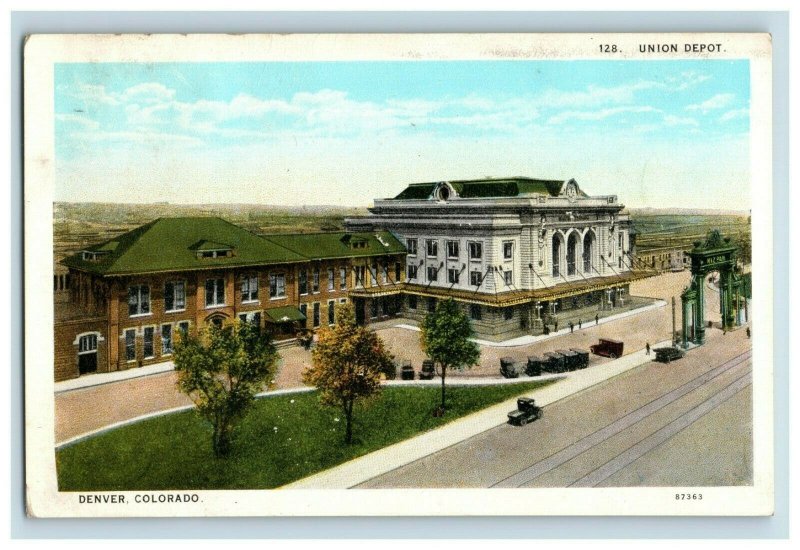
24;33;773;517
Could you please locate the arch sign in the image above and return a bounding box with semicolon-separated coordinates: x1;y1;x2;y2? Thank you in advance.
681;231;746;347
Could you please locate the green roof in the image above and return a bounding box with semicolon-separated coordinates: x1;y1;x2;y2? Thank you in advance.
392;177;588;200
62;217;307;276
263;231;406;260
62;219;406;277
264;306;306;323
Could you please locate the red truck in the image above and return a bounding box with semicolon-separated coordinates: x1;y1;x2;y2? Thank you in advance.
590;338;624;359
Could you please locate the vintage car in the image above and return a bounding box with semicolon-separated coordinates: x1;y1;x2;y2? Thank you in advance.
500;357;521;378
400;363;415;380
507;397;543;426
654;346;686;363
525;355;544;377
542;351;567;373
570;348;590;369
590;338;624;359
419;359;436;380
556;349;580;371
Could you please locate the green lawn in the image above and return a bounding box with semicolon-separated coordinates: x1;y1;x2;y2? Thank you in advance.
57;381;553;491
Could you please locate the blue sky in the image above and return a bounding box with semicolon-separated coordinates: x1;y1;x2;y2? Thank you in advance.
54;60;750;209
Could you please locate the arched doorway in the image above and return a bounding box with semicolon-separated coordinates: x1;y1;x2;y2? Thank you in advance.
567;232;579;276
583;231;595;274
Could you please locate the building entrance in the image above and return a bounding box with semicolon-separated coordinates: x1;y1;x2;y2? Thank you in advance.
681;231;745;347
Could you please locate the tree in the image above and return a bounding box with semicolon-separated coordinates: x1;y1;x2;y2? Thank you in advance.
302;303;393;444
173;321;278;457
420;298;481;414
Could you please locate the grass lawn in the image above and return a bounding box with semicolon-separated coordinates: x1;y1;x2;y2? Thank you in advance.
57;381;553;490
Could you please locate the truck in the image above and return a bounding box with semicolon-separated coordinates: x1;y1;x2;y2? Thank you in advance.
507;397;544;426
500;357;521;378
590;338;624;359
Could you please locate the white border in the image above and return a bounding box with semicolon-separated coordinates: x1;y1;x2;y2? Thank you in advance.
23;32;774;518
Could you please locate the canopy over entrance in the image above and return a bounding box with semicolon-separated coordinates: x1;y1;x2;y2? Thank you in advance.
264;306;306;324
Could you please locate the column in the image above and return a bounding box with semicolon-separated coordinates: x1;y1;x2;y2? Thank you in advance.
694;274;705;344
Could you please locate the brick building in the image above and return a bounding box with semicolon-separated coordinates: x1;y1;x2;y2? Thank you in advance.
55;217;405;381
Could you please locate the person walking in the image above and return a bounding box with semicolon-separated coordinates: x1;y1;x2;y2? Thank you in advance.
555;320;559;332
746;327;751;338
569;321;574;333
646;342;650;356
595;314;599;325
578;319;582;329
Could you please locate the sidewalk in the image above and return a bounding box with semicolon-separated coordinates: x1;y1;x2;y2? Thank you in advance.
395;299;667;348
55;361;175;393
281;338;672;489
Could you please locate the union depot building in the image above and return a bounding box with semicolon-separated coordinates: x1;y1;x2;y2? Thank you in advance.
54;177;655;381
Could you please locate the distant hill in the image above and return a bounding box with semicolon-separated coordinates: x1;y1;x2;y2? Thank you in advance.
627;207;749;217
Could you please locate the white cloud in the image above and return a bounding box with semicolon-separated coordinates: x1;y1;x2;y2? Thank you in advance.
547;106;659;125
55;113;100;130
663;114;699;127
686;93;736;112
667;71;712;91
720;108;749;122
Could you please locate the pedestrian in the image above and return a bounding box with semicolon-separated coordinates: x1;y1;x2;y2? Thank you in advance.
746;327;751;338
555;320;559;332
569;321;574;333
595;314;599;325
578;319;582;329
646;342;650;355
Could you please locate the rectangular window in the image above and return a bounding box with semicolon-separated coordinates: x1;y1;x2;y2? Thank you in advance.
408;295;418;310
78;334;97;353
406;238;418;255
340;266;347;289
447;240;459;259
313;302;320;327
427;265;439;282
504;307;514;321
426;239;438;257
355;265;366;287
269;273;286;298
395;262;402;282
161;324;173;355
312;268;320;293
143;327;154;358
241;275;258;303
327;267;335;291
205;278;225;307
328;300;335;325
619;233;624;251
503;241;514;260
239;311;261;327
298;270;308;295
177;321;190;336
381;263;389;284
504;270;513;286
164;281;186;312
470;270;482;286
299;303;308;328
370;263;378;285
469;242;483;260
370;299;379;319
125;329;136;362
427;297;437;313
407;264;418;279
128;284;150;316
470;304;482;321
448;268;460;284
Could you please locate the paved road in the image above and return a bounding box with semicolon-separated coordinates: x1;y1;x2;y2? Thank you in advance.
356;326;752;488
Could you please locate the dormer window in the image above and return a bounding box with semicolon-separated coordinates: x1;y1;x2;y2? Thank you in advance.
199;249;232;259
350;239;368;250
191;240;235;259
81;250;109;262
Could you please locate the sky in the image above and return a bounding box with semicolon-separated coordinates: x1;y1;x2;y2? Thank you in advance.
54;60;751;209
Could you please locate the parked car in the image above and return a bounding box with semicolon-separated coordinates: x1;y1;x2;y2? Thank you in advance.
557;349;580;371
570;348;590;369
525;355;544;377
543;351;567;373
507;397;543;426
590;338;624;359
654;346;686;363
500;357;520;378
400;363;415;380
419;359;436;380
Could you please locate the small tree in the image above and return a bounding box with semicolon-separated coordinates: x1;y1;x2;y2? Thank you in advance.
302;303;393;444
173;321;278;457
420;298;481;414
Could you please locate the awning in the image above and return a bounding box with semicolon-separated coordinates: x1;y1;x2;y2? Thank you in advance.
264;306;306;323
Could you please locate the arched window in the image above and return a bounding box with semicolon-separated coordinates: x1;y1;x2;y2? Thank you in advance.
567;233;579;276
583;231;595;273
552;234;562;277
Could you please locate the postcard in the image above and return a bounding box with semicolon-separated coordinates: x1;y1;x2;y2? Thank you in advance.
24;32;773;517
